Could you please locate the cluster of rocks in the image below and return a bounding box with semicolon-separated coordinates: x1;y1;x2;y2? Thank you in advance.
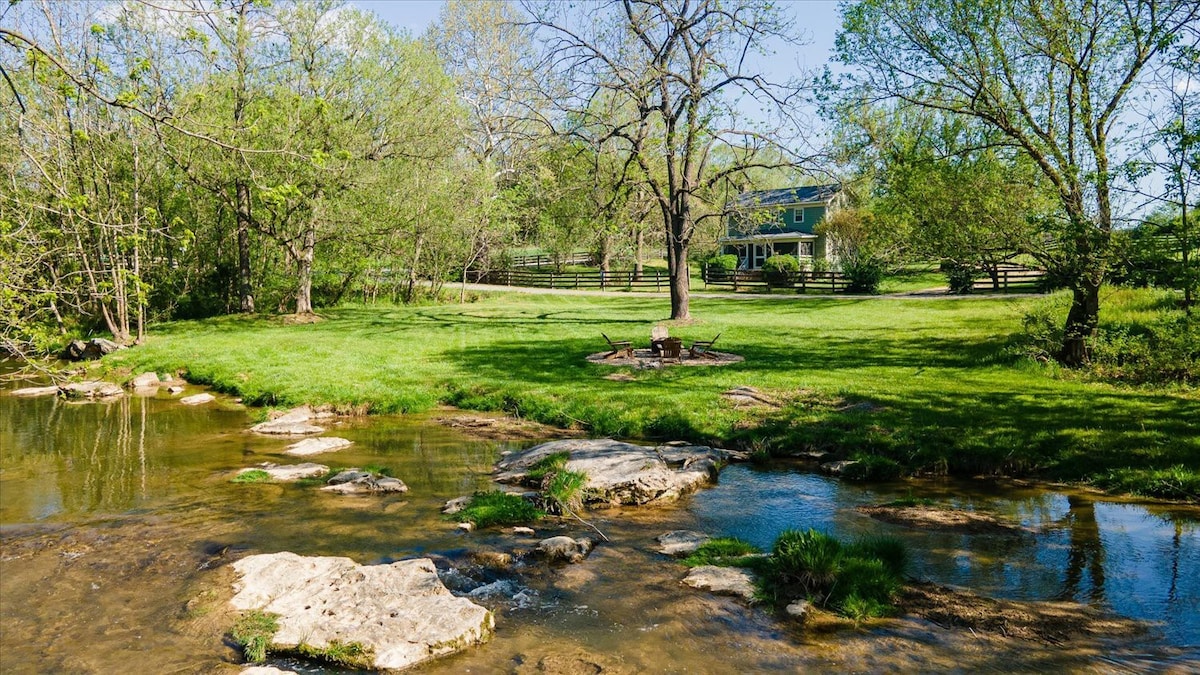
495;438;746;507
10;370;188;402
221;435;750;671
60;337;124;361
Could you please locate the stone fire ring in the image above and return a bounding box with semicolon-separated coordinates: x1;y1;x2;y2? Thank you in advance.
586;349;744;367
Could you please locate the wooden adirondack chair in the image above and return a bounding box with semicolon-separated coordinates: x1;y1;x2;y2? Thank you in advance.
602;333;633;358
689;333;721;359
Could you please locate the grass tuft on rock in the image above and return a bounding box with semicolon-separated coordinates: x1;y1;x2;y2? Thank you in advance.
454;490;544;528
682;537;762;568
230;610;279;662
231;469;271;484
297;640;374;669
543;468;588;513
526;452;570;481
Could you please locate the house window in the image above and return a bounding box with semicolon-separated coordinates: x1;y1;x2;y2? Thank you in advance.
793;208;804;224
799;241;814;258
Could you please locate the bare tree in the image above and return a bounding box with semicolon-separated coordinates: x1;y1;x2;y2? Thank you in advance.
525;0;810;320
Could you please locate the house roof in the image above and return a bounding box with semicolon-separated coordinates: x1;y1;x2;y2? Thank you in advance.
729;184;841;210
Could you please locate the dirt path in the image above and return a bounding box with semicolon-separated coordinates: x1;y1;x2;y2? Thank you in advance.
455;282;1041;301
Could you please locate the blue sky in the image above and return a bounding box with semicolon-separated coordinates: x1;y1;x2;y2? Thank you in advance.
352;0;844;72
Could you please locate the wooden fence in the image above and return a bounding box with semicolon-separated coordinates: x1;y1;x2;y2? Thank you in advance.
476;268;672;291
508;252;593;268
701;266;851;293
970;264;1048;292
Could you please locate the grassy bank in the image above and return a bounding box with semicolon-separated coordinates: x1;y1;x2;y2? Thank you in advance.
102;290;1199;500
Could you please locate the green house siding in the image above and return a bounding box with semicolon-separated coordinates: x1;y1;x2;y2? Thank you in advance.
728;204;828;236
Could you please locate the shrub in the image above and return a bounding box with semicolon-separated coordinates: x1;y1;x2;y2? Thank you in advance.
840;258;885;294
939;260;976;294
1088;315;1198;384
231;470;271;484
762;255;801;286
454;491;544;528
706;254;739;272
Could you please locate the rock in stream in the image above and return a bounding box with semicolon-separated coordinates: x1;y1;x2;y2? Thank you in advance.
495;439;745;507
230;552;493;671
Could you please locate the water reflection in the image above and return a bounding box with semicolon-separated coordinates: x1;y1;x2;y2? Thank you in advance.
1057;495;1106;602
690;465;1200;645
2;386;1199;655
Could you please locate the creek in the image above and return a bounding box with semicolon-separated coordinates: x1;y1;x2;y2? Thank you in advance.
1;373;1197;673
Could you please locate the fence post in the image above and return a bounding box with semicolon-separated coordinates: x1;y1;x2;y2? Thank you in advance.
574;273;580;289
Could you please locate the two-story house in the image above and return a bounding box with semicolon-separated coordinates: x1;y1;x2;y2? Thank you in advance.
720;184;842;270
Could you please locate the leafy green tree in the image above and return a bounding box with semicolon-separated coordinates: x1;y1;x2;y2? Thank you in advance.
836;0;1199;363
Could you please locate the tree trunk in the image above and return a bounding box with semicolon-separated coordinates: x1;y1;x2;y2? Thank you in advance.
667;231;690;320
1060;281;1101;366
295;223;316;315
236;180;255;313
634;228;644;280
598;236;611;273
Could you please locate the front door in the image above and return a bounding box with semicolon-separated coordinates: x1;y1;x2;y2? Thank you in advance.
752;244;768;269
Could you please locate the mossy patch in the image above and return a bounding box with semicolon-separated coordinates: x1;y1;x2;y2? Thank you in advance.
230;610;279;662
231;469;271;484
454;491;545;528
681;538;762;568
297;640;374;669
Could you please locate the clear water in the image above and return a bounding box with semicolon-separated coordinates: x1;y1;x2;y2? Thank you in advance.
2;372;1198;673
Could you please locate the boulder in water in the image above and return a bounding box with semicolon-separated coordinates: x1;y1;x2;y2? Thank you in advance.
238;463;329;482
320;469;408;494
250;406;325;435
534;536;595;563
284;437;352;456
180;393;215;405
496;439;744;507
128;372;160;389
656;531;710;556
230;553;493;671
682;566;757;601
60;381;123;399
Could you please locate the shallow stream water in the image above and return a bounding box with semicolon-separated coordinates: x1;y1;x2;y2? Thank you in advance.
1;372;1198;673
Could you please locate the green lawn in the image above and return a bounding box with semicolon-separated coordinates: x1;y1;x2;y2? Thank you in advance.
103;290;1199;500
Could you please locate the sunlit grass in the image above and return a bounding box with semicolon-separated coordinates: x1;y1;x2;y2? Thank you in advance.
104;289;1199;499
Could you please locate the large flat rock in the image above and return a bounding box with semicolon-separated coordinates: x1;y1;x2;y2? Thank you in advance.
284;437;352;456
495;439;744;507
60;381;123;399
231;553;493;671
250;406;326;435
238;463;329;481
682;565;757;601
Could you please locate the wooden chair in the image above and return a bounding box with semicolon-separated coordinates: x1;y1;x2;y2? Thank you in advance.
659;337;682;361
602;333;633;358
689;333;721;359
650;325;669;355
